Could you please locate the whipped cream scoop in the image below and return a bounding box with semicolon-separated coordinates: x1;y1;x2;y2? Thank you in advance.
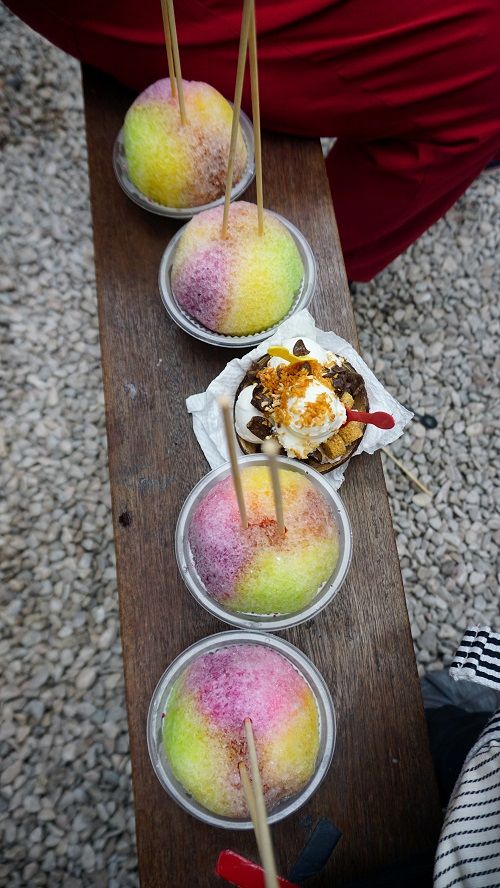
275;379;346;459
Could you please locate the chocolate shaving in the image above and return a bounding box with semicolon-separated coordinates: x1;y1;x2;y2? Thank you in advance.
254;354;271;370
251;384;274;413
245;353;271;383
323;367;364;397
246;416;272;440
293;339;310;357
310;448;325;462
308;451;325;469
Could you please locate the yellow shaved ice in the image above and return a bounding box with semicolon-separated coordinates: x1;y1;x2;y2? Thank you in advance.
123;80;247;208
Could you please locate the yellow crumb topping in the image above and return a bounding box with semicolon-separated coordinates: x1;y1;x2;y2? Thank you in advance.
299;393;334;428
257;360;334;428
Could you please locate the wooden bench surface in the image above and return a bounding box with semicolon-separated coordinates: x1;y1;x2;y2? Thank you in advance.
82;65;441;887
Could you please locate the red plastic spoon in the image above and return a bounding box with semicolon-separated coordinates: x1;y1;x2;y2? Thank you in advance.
216;850;298;888
345;408;395;430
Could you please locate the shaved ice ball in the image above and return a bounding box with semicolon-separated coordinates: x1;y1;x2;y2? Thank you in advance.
188;466;339;614
123;79;247;208
171;201;304;335
163;644;320;817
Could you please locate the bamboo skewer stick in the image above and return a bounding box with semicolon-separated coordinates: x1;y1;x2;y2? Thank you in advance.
248;1;264;235
238;762;262;850
381;447;432;497
159;0;176;98
238;763;274;887
262;439;285;533
165;0;187;124
243;718;279;888
221;0;253;238
219;395;248;528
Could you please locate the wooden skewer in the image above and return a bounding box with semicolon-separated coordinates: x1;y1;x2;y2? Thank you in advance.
159;0;176;98
381;447;432;497
243;718;279;888
221;0;253;238
165;0;187;124
238;762;262;848
248;1;263;235
262;439;285;533
219;395;248;528
239;762;279;885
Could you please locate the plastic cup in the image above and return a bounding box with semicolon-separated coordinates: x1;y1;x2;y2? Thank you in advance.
158;210;317;348
113;108;255;219
147;630;336;829
176;454;352;630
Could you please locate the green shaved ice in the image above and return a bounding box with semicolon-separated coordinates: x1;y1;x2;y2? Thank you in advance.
162;685;234;816
231;538;338;614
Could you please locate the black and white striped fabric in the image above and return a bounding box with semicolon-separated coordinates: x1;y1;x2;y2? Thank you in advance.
434;626;500;888
450;626;500;690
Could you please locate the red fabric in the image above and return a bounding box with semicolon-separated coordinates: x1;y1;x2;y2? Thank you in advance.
7;0;500;280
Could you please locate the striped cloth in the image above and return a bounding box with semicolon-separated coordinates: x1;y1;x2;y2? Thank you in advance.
434;627;500;888
450;626;500;690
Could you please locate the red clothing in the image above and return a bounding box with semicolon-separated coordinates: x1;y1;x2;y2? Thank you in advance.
7;0;500;280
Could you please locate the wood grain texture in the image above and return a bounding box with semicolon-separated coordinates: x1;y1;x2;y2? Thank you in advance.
82;66;442;887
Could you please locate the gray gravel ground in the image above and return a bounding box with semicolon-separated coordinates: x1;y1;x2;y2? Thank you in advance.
1;6;499;886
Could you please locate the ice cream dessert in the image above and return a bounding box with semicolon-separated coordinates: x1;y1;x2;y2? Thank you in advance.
123;79;247;207
234;337;368;471
162;644;320;817
171;201;304;336
188;465;338;615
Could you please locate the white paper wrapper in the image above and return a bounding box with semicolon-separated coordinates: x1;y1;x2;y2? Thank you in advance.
186;309;413;490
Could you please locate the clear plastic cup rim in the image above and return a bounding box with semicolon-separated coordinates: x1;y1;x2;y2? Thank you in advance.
175;454;352;630
158;210;317;348
113;107;255;219
147;630;336;829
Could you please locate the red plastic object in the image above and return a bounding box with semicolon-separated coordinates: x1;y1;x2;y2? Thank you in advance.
215;850;299;888
345;408;395;429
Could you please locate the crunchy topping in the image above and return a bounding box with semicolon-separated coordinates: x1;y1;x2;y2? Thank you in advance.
299;393;334;428
321;421;364;461
256;359;334;429
340;392;354;409
338;421;364;444
322;435;347;459
239;346;367;466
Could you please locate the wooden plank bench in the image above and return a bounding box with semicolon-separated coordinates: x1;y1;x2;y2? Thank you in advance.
82;65;442;887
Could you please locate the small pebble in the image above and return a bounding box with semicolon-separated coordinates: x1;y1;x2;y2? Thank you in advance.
76;668;97;692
